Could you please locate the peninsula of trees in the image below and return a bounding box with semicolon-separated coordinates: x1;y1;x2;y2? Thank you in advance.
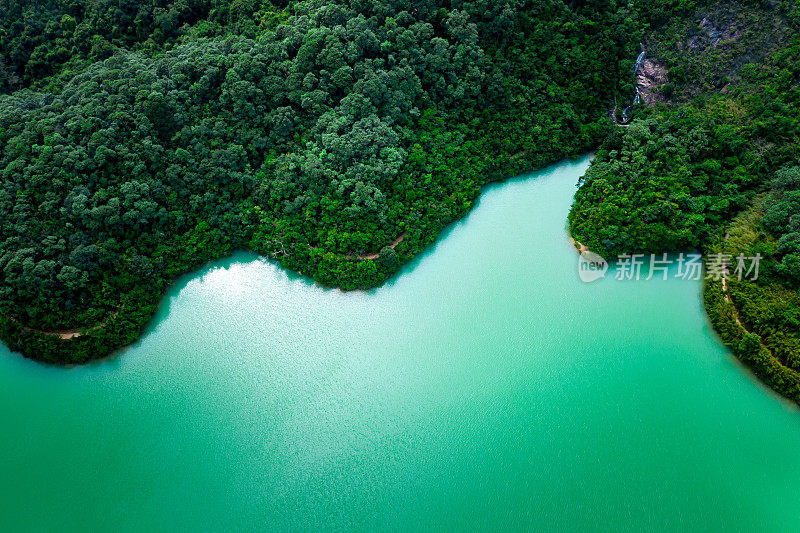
0;0;640;361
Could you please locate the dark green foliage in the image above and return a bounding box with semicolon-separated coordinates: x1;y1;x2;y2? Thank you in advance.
737;332;762;359
378;247;398;269
567;0;800;403
644;1;792;102
570;0;800;259
570;106;761;258
5;0;796;372
701;194;800;403
0;0;639;361
704;275;800;403
0;0;293;93
763;166;800;283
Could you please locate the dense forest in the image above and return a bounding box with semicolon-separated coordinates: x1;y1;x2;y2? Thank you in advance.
570;1;799;258
569;0;800;401
1;0;799;394
0;0;643;362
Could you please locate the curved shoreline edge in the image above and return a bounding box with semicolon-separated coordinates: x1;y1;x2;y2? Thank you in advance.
10;151;799;411
704;275;800;404
1;156;591;365
570;234;800;405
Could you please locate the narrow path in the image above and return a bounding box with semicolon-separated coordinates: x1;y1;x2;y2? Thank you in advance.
9;310;119;340
718;235;774;357
351;232;407;261
719;254;745;329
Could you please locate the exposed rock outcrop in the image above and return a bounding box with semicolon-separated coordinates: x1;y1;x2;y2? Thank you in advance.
636;59;669;105
688;17;744;50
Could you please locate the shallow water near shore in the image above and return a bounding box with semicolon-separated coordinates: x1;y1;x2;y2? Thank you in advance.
2;157;800;531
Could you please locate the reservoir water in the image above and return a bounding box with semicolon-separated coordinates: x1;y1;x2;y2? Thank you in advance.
2;157;800;531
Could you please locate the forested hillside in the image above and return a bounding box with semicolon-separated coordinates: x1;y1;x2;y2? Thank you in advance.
0;0;642;362
2;0;798;379
570;0;799;258
569;0;800;402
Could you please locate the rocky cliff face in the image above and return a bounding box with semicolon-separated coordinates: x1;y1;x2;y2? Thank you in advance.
640;1;790;102
690;17;745;50
636;58;669;105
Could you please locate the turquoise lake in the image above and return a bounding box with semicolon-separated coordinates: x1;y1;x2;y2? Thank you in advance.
2;157;800;531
